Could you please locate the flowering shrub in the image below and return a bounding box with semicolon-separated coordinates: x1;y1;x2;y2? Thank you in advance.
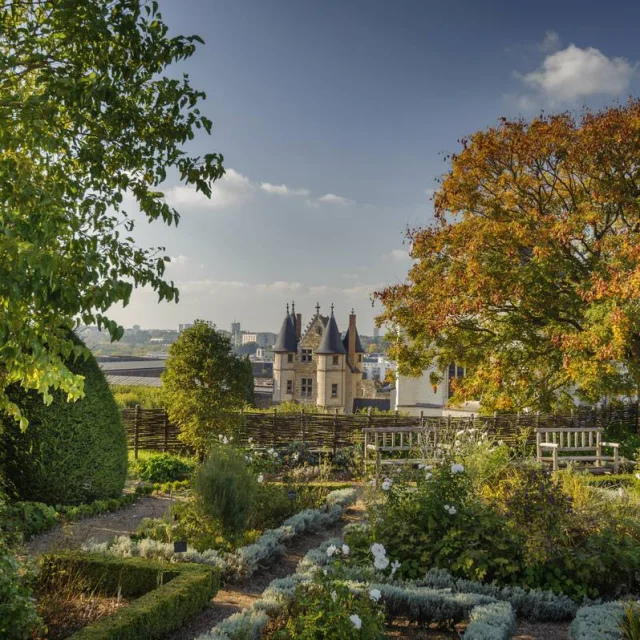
359;460;522;584
270;574;385;639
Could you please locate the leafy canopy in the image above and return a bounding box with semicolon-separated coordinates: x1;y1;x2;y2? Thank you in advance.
376;101;640;411
0;0;224;426
162;322;254;453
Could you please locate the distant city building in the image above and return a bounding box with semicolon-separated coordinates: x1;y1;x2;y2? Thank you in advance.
372;326;380;340
242;332;277;347
361;355;395;382
231;321;241;346
272;302;365;413
178;320;214;333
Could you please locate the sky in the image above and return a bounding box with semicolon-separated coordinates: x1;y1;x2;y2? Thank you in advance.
110;0;640;335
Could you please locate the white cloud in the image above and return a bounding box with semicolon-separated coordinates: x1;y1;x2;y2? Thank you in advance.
519;43;636;103
165;169;255;210
163;169;353;211
538;30;561;53
341;273;359;280
168;254;189;265
318;193;354;206
259;182;309;197
385;249;411;262
254;281;303;293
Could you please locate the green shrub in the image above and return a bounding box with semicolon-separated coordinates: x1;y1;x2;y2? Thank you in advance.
39;553;219;640
272;576;385;639
0;544;40;639
194;446;258;537
134;453;194;483
570;602;625;640
6;501;58;538
0;334;127;504
621;603;640;640
111;385;165;409
603;421;640;461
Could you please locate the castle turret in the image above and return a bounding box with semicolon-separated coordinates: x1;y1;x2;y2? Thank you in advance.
272;304;297;403
342;310;364;413
315;305;346;410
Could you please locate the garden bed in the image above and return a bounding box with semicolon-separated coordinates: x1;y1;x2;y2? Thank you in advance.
37;554;220;639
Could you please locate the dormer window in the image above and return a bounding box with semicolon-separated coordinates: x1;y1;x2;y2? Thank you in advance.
287;353;294;363
301;348;313;363
332;355;339;365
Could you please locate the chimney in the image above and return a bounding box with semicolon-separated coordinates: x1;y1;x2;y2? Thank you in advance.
296;313;302;340
348;310;356;367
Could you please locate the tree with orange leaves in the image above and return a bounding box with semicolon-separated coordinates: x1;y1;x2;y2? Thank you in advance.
375;101;640;412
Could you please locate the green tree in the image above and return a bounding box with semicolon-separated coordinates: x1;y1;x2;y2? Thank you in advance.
162;322;254;454
376;101;640;412
0;0;224;427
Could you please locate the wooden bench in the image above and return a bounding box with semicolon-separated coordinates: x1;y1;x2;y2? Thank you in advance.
363;426;440;482
536;427;620;472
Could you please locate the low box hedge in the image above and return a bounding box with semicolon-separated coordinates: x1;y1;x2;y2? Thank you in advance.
40;553;220;639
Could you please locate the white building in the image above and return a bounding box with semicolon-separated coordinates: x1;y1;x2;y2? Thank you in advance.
394;362;480;417
361;355;395;382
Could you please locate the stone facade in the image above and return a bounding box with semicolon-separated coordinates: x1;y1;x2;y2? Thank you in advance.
272;304;365;413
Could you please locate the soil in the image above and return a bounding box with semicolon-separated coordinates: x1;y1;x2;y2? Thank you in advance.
166;500;367;640
26;495;175;555
513;621;571;640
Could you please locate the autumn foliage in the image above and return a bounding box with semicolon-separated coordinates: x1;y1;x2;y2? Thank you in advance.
376;101;640;411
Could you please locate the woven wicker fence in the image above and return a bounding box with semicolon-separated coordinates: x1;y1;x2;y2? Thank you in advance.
121;404;639;458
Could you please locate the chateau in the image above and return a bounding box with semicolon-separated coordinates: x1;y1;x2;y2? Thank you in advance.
272;303;365;413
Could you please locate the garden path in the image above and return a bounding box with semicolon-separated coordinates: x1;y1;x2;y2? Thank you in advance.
26;495;175;556
166;499;367;640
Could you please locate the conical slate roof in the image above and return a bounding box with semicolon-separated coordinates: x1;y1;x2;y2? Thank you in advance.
342;326;365;354
316;313;346;354
273;313;297;352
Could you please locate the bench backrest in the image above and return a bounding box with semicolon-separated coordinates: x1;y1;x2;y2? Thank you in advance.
363;426;438;455
535;427;602;451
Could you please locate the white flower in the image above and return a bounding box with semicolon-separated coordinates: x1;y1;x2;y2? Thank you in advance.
424;472;433;480
635;473;640;480
618;487;624;497
369;588;382;602
370;543;386;559
257;474;264;483
323;567;328;576
454;439;461;447
448;505;457;515
331;590;337;602
450;463;465;474
248;437;253;444
245;455;253;464
390;560;401;576
418;463;425;470
444;503;451;511
291;452;299;462
381;478;392;491
456;429;465;436
374;555;390;570
341;544;350;556
498;440;504;446
366;444;377;451
218;434;224;442
229;436;234;442
326;545;338;557
350;614;362;630
222;435;229;445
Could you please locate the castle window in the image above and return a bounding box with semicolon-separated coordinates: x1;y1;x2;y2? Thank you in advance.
301;348;313;363
447;363;465;399
286;379;293;394
331;383;338;398
301;378;313;397
332;355;339;365
358;354;362;363
287;353;294;363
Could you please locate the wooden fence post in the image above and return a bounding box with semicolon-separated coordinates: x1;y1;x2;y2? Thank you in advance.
134;404;141;460
300;407;306;441
420;410;424;427
272;408;277;446
163;410;169;453
333;408;339;455
240;407;244;440
394;409;399;426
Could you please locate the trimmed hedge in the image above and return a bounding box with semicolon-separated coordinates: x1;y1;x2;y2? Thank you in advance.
40;553;220;639
1;335;127;504
569;602;625;640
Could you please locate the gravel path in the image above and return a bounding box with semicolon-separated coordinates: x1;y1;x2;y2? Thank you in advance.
166;500;366;640
26;495;175;555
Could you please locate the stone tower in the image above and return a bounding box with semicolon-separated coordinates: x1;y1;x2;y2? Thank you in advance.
272;304;298;403
315;305;347;410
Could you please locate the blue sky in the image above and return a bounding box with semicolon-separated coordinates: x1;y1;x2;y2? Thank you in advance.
111;0;640;335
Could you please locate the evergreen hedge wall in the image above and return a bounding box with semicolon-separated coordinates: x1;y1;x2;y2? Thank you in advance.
1;335;127;504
